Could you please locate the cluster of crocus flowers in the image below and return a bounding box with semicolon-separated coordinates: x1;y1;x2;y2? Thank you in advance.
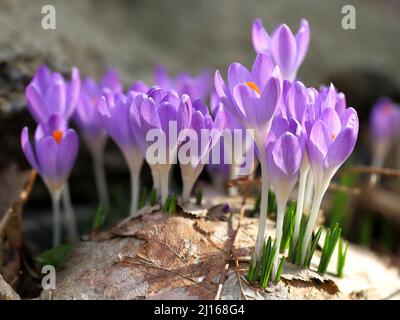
215;52;282;262
20;17;360;279
216;18;359;276
130;87;193;204
369;97;400;184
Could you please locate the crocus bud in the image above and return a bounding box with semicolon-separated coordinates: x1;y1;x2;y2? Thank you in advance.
155;66;211;102
369;98;400;172
98;89;144;216
252;18;310;82
25;65;81;123
179;100;224;202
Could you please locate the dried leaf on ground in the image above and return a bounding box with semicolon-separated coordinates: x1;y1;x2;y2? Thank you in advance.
0;164;35;288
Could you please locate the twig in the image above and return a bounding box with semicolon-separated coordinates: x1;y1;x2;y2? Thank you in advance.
328;182;361;195
341;165;400;177
214;263;229;300
235;259;248;300
214;196;246;300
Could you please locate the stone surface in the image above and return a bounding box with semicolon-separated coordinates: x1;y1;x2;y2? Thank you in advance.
0;274;20;300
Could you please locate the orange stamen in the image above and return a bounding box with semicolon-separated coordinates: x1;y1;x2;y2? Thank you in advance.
245;81;261;95
52;130;63;144
331;133;335;140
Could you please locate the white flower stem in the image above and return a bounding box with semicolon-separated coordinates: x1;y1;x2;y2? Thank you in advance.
123;148;143;217
50;188;63;247
181;164;203;203
370;144;386;186
252;160;269;263
272;198;286;278
303;170;314;215
158;164;172;204
93;150;109;211
62;182;78;244
293;167;309;243
228;162;239;196
301;189;324;265
129;168;140;217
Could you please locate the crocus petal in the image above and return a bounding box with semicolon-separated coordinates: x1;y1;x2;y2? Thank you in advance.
21;127;39;170
232;84;258;127
66;67;80;118
101;68;122;92
325;126;357;169
286;81;309;121
309;120;330;156
154;66;173;90
320;107;342;139
227;63;251;93
130;81;149;93
139;96;161;135
36;136;59;180
45;80;66;116
294;19;310;69
57;129;79;179
251;53;274;90
271;24;297;80
214;70;229;99
257;76;281;125
35;64;52;90
25;83;46;122
272;132;302;177
177;94;192;133
252;18;270;53
158;102;178;135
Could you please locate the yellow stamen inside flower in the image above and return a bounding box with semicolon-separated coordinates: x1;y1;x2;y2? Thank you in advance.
331;133;335;140
245;81;261;95
52;130;63;144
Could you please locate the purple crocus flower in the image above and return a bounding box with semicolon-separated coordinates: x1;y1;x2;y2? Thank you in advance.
369;98;400;177
179;100;224;202
155;66;211;101
215;53;282;263
300;95;359;264
252;18;310;82
98;89;144;216
279;81;316;243
129;87;192;203
21;115;79;246
25;65;81;123
265;116;304;270
73;69;122;210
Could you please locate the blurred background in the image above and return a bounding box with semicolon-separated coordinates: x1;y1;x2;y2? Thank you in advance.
0;0;399;282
